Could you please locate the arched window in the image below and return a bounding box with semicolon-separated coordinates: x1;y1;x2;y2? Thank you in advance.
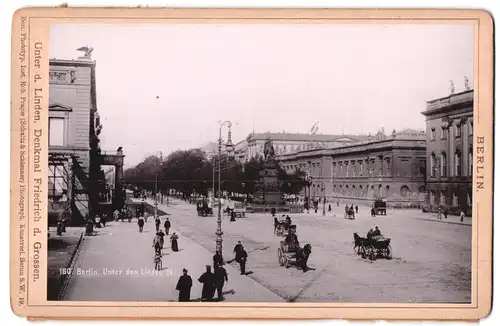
455;150;462;176
430;153;437;177
400;185;410;198
385;185;390;197
359;185;363;197
440;152;447;177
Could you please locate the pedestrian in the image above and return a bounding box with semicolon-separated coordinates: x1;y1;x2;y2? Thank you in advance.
214;264;228;301
337;200;339;207
164;218;171;235
155;216;161;232
444;208;448;219
437;207;442;220
137;216;144;232
238;246;248;275
198;265;215;302
213;251;224;269
328;204;331;212
158;229;165;248
460;210;465;222
152;233;162;255
233;241;243;262
170;232;179;252
355;205;359;214
176;269;193;302
371;206;376;217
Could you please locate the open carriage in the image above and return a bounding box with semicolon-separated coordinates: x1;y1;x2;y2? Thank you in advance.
274;218;293;236
196;201;213;216
353;233;392;260
277;240;312;270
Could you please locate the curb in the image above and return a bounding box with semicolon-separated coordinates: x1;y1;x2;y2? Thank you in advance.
57;232;85;300
415;217;472;226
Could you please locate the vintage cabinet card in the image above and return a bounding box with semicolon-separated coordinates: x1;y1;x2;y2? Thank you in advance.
10;7;493;320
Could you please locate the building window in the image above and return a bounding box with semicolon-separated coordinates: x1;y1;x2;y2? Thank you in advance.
455;124;461;137
400;185;410;198
440;191;446;205
48;164;67;200
440;152;447;177
430;153;437;178
385;185;390;197
440;127;447;140
49;117;65;146
430;191;435;205
452;192;459;206
430;128;436;141
469;121;473;135
359;161;363;176
455;151;462;176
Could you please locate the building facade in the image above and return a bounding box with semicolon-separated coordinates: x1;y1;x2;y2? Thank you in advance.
49;53;125;225
234;132;369;163
421;90;473;215
276;129;427;208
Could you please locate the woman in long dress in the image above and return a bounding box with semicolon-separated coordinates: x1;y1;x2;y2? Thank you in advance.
170;233;179;252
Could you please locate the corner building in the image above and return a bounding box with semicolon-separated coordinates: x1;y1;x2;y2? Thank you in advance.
421;90;473;215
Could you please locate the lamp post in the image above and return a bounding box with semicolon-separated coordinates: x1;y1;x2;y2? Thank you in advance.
216;121;234;259
154;151;162;219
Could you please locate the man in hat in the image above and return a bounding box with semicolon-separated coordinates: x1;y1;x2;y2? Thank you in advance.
373;226;381;236
238;245;248;275
176;268;193;302
214;264;229;301
164;218;171;235
198;265;215;301
233;241;243;262
213;251;224;269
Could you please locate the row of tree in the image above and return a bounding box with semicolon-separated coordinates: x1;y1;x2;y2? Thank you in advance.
123;148;307;198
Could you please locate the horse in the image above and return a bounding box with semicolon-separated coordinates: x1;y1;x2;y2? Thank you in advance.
345;208;355;220
295;244;312;272
353;232;367;256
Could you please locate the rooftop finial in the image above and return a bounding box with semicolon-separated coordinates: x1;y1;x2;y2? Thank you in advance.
464;76;471;91
450;80;455;95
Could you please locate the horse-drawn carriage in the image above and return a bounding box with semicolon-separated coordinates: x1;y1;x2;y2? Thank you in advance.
274;216;293;236
196;201;213;216
353;232;392;260
277;240;312;270
344;206;355;220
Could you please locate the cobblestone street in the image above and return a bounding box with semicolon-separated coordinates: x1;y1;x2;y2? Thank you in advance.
140;199;472;303
65;198;471;303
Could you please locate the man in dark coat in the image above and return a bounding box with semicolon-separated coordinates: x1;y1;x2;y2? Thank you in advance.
238;246;248;275
233;241;243;262
176;268;193;302
355;205;359;214
213;251;224;269
155;216;161;232
214;265;229;301
198;265;215;301
164;218;171;235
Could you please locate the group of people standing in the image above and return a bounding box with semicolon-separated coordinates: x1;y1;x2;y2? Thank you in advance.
175;243;248;302
151;217;178;254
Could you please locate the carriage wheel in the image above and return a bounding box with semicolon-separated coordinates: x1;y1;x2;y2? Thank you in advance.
361;247;367;259
278;249;284;266
386;245;393;259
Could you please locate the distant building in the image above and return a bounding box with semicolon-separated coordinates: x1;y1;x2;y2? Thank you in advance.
199;141;218;160
48;53;125;225
421;89;473;215
234;132;370;163
276;129;427;207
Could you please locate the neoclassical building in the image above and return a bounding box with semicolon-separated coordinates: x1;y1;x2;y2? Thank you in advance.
276;129;427;208
421;89;473;215
233;132;369;163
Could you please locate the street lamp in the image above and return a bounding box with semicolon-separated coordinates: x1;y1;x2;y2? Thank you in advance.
216;120;234;260
321;182;326;216
154;151;162;219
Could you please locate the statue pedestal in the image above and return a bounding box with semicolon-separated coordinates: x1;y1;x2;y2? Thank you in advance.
251;161;287;212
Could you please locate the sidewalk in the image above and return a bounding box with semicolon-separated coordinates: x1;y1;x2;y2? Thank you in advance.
125;198;284;302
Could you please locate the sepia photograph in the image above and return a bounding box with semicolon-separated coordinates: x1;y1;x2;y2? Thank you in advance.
46;22;474;304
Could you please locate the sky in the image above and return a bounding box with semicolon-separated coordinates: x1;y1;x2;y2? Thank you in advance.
50;23;474;167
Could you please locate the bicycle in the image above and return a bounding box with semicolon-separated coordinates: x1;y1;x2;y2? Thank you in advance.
154;252;162;271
